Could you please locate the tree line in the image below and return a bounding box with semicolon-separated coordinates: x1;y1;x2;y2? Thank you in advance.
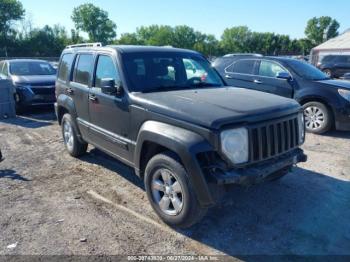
0;0;341;58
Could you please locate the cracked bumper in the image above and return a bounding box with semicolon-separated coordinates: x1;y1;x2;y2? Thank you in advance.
213;149;307;185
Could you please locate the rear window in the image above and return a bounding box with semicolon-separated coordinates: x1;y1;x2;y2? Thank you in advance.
58;54;74;81
73;54;94;86
226;59;256;75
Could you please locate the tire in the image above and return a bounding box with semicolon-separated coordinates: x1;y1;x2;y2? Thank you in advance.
323;69;333;78
144;151;208;228
61;114;88;157
303;102;333;134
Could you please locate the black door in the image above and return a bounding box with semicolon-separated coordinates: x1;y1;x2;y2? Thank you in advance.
88;54;131;164
223;59;258;89
70;53;94;124
252;60;294;98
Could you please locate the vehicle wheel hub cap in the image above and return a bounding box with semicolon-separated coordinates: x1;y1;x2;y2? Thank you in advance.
63;121;74;151
305;106;325;130
151;169;184;216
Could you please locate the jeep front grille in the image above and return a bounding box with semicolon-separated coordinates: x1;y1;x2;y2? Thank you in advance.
249;115;299;163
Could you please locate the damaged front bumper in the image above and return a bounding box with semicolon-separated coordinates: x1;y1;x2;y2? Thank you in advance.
213;149;307;185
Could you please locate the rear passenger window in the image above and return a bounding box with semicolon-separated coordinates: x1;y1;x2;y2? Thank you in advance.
58;54;74;81
226;60;255;75
74;54;94;86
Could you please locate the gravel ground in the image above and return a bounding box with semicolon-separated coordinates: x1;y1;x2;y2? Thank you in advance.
0;108;349;259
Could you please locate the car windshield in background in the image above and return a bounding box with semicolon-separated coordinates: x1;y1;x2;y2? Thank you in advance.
10;61;56;76
122;52;225;92
287;60;330;81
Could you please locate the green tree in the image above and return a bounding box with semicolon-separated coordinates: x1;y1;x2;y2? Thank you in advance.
220;26;252;54
0;0;25;56
117;32;143;45
20;25;69;56
72;3;116;44
305;16;340;45
193;32;220;57
136;25;174;46
172;25;196;49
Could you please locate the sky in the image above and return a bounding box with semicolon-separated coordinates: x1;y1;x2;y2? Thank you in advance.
20;0;350;39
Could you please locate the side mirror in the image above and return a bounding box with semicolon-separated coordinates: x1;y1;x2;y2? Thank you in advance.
276;72;292;80
101;78;123;96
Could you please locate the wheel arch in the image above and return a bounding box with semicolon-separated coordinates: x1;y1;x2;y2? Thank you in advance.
134;121;216;207
56;94;78;125
298;96;335;129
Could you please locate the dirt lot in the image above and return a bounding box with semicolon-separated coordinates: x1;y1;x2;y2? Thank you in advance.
0;108;350;258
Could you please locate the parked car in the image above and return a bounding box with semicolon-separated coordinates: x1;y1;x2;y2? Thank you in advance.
0;59;57;112
317;55;350;78
214;56;350;134
55;44;306;228
212;53;262;73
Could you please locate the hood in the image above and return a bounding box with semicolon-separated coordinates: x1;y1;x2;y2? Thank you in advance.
131;87;300;130
317;79;350;90
12;75;56;86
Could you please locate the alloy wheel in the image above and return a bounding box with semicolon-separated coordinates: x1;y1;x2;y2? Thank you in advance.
151;168;184;216
63;121;74;151
304;106;325;131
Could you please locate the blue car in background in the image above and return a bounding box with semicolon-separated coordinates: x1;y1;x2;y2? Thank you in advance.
0;59;57;112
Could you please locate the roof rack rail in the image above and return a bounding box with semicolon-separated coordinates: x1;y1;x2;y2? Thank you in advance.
66;42;103;49
223;53;263;57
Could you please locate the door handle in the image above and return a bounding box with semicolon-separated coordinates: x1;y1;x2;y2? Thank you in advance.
89;94;98;102
66;88;74;95
254;79;263;84
225;75;234;79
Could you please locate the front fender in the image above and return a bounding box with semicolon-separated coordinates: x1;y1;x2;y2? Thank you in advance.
134;121;215;207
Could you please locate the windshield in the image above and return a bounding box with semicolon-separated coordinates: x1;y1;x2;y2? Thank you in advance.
10;61;56;76
287;60;330;81
122;52;225;92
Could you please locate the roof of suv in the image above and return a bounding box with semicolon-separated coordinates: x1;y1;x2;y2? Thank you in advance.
4;59;50;63
63;45;201;56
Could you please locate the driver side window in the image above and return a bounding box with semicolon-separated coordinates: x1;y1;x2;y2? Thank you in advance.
259;60;285;78
94;55;120;89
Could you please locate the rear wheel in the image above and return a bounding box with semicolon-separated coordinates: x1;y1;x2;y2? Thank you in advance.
61;114;88;157
144;151;208;228
303;102;332;134
323;69;333;78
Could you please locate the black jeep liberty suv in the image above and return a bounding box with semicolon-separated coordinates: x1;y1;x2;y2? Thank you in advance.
55;44;307;228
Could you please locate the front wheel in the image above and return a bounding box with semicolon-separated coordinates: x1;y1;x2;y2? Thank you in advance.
61;114;88;157
144;152;208;228
323;69;333;78
303;102;333;134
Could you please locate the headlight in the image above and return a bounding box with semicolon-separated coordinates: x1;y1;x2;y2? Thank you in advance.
15;84;34;94
338;89;350;102
221;127;249;164
298;112;305;144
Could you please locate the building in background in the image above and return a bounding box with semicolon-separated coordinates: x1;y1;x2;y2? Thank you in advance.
310;29;350;66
